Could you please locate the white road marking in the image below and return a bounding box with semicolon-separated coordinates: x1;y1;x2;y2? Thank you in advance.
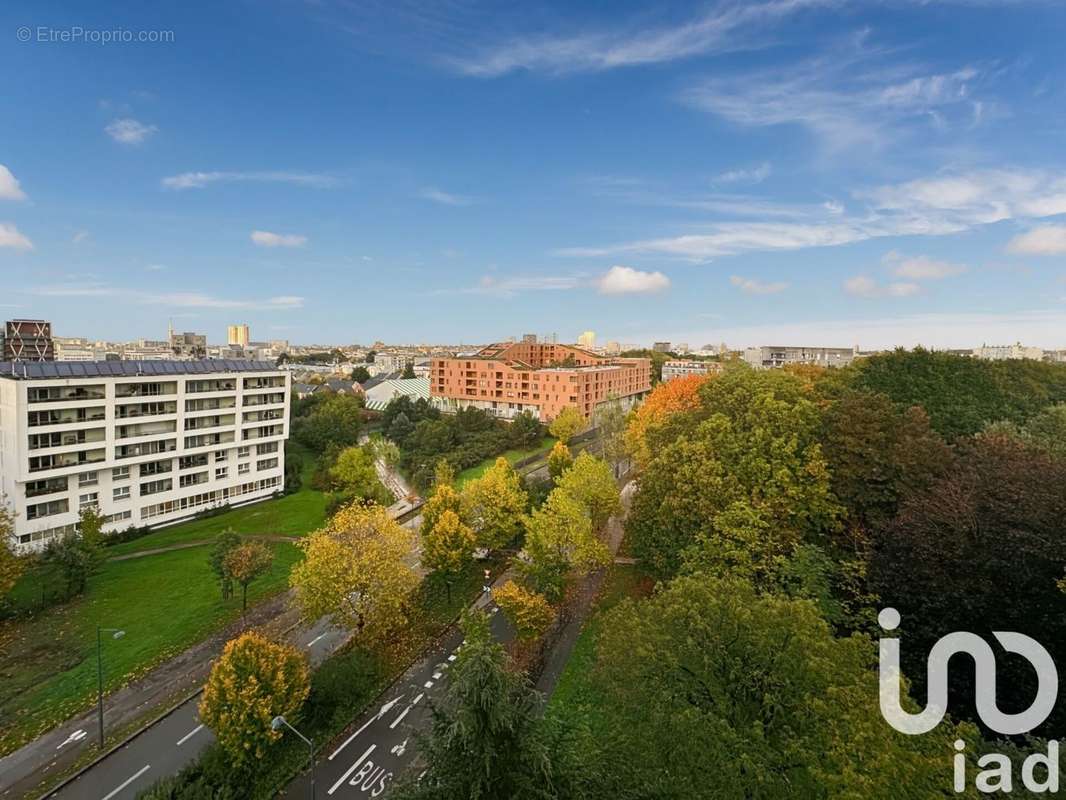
447;654;456;662
328;696;402;760
101;765;151;800
390;706;412;729
412;693;424;705
176;724;204;746
390;738;408;756
432;672;442;680
329;744;376;795
423;681;434;689
307;633;327;648
57;729;87;749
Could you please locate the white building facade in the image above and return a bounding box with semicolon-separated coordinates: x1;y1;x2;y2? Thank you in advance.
661;360;723;381
0;360;289;552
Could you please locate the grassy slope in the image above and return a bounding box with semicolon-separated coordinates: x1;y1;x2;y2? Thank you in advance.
454;435;556;487
544;563;650;722
0;540;302;756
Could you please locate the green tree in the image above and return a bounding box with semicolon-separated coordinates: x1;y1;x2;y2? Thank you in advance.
587;575;975;800
548;406;584;444
387;410;415;445
520;487;609;601
223;540;274;611
509;412;543;448
595;399;628;472
209;529;242;599
292;392;363;453
0;500;24;601
78;504;106;549
461;457;527;551
43;533;98;598
402;360;416;379
390;611;554;800
554;451;621;531
198;631;309;768
627;368;840;579
492;580;554;642
546;441;572;482
351;366;371;384
421;482;463;538
329;446;391;503
422;509;476;602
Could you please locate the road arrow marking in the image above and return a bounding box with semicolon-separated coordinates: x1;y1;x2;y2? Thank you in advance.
328;696;402;760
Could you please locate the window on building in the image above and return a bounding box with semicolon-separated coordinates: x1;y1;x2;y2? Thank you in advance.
238;462;250;475
79;492;99;510
112;466;130;481
78;471;98;487
215;467;228;480
215;450;228;462
113;486;130;501
237;446;250;458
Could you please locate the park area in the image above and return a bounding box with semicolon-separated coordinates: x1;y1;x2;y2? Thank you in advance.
0;445;326;756
454;435;556;487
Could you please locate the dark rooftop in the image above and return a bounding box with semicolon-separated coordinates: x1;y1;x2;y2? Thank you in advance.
0;359;281;380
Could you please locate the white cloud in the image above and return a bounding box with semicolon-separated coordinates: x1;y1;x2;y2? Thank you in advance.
844;275;920;298
251;230;308;248
72;229;90;244
560;168;1066;261
452;274;582;298
105;118;158;145
1006;225;1066;255
680;33;985;152
145;263;167;272
29;282;304;310
0;165;27;201
162;171;337;190
597;266;671;295
0;222;33;250
450;0;828;76
730;275;788;294
883;251;967;279
713;162;772;185
418;187;473;206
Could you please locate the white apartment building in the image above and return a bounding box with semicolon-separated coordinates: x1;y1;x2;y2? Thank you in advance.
661;360;724;381
0;359;289;552
742;345;858;369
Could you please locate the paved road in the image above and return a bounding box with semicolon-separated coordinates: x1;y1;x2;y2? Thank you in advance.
281;598;513;800
39;618;348;800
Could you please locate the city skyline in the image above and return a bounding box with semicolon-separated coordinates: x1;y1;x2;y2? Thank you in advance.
4;2;1066;348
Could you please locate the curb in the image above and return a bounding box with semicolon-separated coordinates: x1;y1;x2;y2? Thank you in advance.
36;688;204;800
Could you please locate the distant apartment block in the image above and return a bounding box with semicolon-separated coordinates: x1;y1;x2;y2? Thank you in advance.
652;341;672;353
742;345;859;370
431;342;651;422
2;319;55;362
577;331;596;349
662;360;724;381
0;359;289;552
972;342;1045;361
227;324;251;347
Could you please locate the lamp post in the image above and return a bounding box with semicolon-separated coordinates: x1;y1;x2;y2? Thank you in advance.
273;716;315;800
97;627;125;748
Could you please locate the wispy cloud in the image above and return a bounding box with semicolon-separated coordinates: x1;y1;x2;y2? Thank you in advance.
0;222;33;250
559;168;1066;261
730;275;788;294
450;0;828;77
105;118;158;145
844;275;920;298
418;187;474;206
597;266;670;295
443;274;583;298
251;230;308;248
713;162;772;185
883;251;967;279
162;171;338;190
0;165;27;201
681;32;986;152
29;282;304;310
72;229;90;244
1006;225;1066;255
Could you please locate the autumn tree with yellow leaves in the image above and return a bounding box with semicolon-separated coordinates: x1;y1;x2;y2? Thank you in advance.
290;503;418;640
224;539;274;612
492;580;554;642
460;457;527;551
519;487;610;601
1;499;25;601
546;441;573;481
548;405;585;444
199;631;309;767
423;509;476;602
555;451;621;531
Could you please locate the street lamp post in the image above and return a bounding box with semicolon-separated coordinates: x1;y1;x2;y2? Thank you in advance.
97;627;125;748
273;716;315;800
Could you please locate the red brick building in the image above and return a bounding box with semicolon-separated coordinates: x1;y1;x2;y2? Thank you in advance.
431;342;651;422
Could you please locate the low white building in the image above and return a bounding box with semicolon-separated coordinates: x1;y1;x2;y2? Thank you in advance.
0;359;289;552
973;343;1045;361
661;360;723;381
364;376;431;412
743;345;858;369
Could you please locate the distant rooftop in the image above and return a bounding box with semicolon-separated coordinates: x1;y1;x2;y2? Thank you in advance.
0;359;281;380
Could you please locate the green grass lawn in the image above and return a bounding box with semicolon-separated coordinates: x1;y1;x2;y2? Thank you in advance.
455;435;556;487
0;540;302;756
544;562;651;721
105;442;326;557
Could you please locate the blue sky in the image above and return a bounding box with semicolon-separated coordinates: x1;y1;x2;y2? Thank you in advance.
3;0;1066;349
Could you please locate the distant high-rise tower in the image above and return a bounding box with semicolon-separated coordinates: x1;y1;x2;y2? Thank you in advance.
577;331;596;349
227;324;250;347
2;319;54;362
522;333;537;343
